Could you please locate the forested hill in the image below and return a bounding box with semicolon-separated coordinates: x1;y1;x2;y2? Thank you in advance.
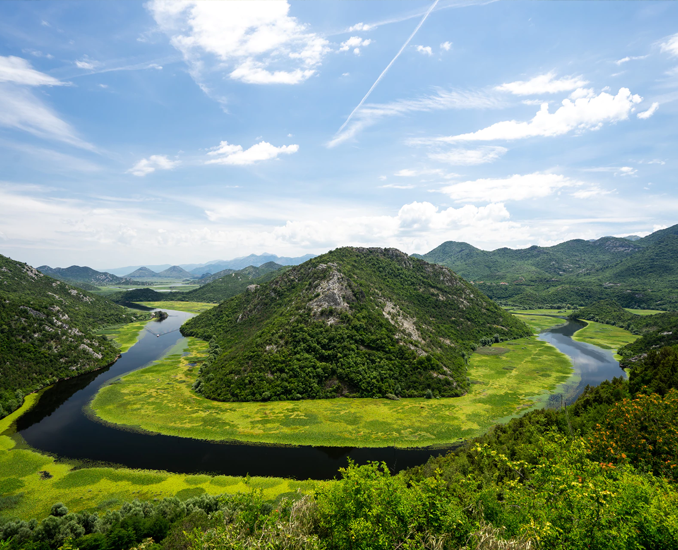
110;262;288;305
181;247;530;402
37;265;134;288
0;254;143;419
417;223;678;309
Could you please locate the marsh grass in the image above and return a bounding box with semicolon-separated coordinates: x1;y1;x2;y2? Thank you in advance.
95;319;149;353
90;335;573;448
135;301;216;314
513;314;567;334
571;320;637;360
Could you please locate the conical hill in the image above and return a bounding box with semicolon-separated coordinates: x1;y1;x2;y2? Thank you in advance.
181;247;531;402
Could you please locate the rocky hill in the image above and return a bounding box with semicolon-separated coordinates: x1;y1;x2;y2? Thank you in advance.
125;267;159;279
156;266;195;279
0;254;143;419
181;247;530;402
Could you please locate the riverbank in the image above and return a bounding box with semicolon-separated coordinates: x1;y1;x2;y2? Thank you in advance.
90;321;574;448
0;394;315;520
135;301;216;314
571;320;637;360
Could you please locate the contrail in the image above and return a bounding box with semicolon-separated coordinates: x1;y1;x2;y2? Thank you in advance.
335;0;440;138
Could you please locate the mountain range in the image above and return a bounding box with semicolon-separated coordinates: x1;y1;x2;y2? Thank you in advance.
37;265;134;289
416;224;678;310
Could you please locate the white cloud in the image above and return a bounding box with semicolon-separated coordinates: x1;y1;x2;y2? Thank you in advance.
440;41;452;51
148;0;329;92
637;102;659;119
394;168;458;179
441;172;581;203
438;88;642;142
339;36;372;55
22;49;54;60
380;184;415;189
429;146;507;165
348;22;372;32
522;99;545;106
496;71;588;95
572;186;613;199
329;87;504;147
127;155;180;177
415;45;433;56
0;56;64;86
0;57;93;150
660;33;678;57
614;55;648;65
75;59;97;70
206;140;299;166
582;166;637;177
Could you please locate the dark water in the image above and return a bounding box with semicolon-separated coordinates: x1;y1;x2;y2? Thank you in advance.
15;314;623;480
538;319;626;406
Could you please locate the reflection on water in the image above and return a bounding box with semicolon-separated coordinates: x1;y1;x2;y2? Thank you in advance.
14;315;624;480
538;319;626;405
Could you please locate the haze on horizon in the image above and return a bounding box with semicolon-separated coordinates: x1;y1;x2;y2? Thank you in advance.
0;0;676;270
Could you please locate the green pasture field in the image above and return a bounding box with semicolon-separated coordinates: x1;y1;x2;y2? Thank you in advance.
0;396;315;521
571;320;637;359
624;308;665;316
95;319;149;353
136;301;216;314
513;314;566;334
509;308;574;316
90;334;574;449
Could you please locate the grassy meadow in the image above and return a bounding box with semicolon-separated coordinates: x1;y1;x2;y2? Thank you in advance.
624;308;666;316
513;314;566;334
0;397;315;520
90;332;574;448
136;301;216;314
571;320;637;360
95;319;149;353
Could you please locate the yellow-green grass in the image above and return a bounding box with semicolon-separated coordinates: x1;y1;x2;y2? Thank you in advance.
510;308;574;316
572;320;638;360
624;308;665;316
513;314;566;334
0;396;316;520
136;301;216;313
95;320;149;353
90;335;574;449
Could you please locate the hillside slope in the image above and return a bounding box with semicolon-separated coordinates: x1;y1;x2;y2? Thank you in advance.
0;254;143;418
418;224;678;309
181;247;530;402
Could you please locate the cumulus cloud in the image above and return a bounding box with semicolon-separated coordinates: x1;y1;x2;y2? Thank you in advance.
415;45;433;56
440;41;452;51
441;172;581;203
637;102;659;119
429;146;507;165
348;22;372;32
339;36;372;55
127;155;180;177
496;71;588;95
436;88;642;142
660;33;678;57
206;140;299;166
147;0;329;94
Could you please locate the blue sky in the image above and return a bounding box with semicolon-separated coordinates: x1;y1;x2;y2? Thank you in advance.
0;0;677;270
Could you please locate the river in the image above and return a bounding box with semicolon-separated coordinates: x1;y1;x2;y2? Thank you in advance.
15;312;624;480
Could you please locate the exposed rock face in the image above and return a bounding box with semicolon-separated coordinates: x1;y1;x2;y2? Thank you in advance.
182;246;531;402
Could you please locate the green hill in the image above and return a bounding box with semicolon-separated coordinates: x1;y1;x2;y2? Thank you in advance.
155;265;195;279
181;247;530;402
418;224;678;309
37;265;133;289
0;254;143;418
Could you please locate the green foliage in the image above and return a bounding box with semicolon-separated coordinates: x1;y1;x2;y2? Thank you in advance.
0;254;144;419
419;224;678;310
181;247;531;402
629;345;678;396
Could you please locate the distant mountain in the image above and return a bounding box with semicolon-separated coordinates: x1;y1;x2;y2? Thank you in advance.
622;235;642;241
416;224;678;309
0;254;143;419
189;253;316;276
105;264;173;276
38;265;133;288
155;266;195;279
125;267;159;279
197;268;236;284
181;247;530;402
111;262;288;305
